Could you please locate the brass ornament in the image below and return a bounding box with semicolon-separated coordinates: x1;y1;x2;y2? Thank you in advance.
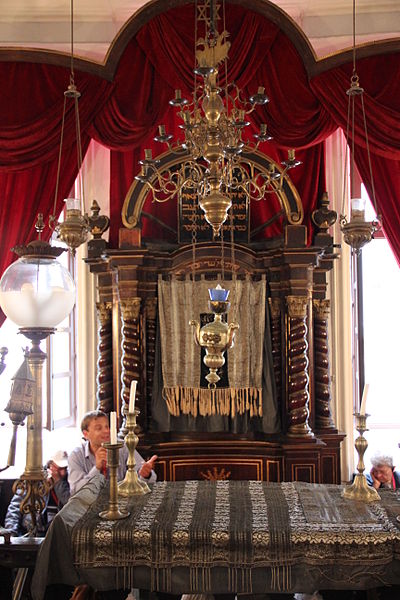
190;297;238;387
200;466;231;481
342;413;381;503
99;441;130;520
118;408;150;497
135;2;300;237
88;199;110;238
50;207;89;256
340;215;379;255
311;192;337;231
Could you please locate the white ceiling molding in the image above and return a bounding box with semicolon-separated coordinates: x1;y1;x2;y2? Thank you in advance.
0;0;398;60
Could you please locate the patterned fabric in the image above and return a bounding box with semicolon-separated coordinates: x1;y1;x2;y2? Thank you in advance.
70;480;400;594
158;277;266;417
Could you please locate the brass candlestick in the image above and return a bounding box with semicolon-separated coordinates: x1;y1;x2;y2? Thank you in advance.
99;441;130;520
118;408;150;496
342;412;381;503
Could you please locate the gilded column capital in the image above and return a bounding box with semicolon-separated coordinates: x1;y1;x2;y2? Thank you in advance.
313;299;330;319
145;297;158;321
96;301;112;326
287;295;308;319
268;297;281;318
120;297;141;320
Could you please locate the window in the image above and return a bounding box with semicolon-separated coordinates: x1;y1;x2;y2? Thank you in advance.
358;186;400;467
44;248;77;430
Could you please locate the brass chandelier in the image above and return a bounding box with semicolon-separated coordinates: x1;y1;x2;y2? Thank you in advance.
339;0;380;254
136;0;300;236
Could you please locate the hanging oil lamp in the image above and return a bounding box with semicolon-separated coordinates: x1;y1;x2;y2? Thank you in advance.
190;284;239;387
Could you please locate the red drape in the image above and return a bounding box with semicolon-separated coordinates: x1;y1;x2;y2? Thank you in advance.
0;62;110;323
311;54;400;261
1;2;400;330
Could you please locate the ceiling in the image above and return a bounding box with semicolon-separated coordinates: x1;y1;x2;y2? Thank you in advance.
1;0;399;62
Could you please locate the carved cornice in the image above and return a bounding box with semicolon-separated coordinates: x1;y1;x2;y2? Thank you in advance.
96;301;112;326
313;299;330;319
287;295;308;319
120;297;141;320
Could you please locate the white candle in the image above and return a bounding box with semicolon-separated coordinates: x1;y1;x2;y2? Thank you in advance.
360;383;369;415
110;411;117;444
129;380;137;413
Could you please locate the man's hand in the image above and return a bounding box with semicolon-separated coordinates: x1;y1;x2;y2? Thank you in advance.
95;446;108;472
138;455;158;479
370;468;380;489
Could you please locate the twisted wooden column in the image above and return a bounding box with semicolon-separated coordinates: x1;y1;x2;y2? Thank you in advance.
313;299;335;430
119;297;141;438
145;298;157;429
286;296;313;437
95;302;113;414
268;297;282;405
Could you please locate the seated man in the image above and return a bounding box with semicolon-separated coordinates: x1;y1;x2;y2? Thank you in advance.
368;452;400;489
68;409;157;495
4;449;70;537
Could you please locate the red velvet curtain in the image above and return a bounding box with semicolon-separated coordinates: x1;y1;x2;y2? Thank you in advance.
0;62;110;324
310;54;400;261
1;2;400;330
92;4;335;246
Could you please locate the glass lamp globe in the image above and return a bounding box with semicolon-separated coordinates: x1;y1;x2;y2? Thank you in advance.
0;255;76;329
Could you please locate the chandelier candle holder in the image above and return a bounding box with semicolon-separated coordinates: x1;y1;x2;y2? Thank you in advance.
99;441;130;520
50;195;89;257
340;190;379;255
118;407;150;496
136;1;300;236
190;284;238;387
342;412;380;503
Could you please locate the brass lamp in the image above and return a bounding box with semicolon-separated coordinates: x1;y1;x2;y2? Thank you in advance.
136;0;300;236
190;284;238;387
0;215;76;530
48;1;90;255
339;1;380;254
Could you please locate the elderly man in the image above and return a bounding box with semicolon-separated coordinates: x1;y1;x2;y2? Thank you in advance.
68;409;157;495
368;452;400;490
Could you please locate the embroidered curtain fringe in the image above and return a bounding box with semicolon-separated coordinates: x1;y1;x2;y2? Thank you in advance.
163;385;262;418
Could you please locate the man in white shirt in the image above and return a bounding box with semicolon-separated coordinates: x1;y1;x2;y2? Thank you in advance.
68;410;157;495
